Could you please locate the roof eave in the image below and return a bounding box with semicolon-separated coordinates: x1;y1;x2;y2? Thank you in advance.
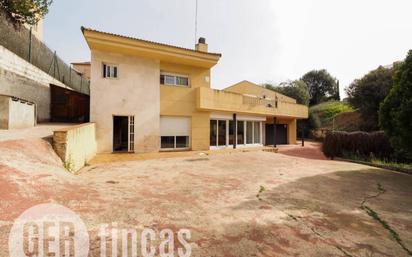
81;27;221;68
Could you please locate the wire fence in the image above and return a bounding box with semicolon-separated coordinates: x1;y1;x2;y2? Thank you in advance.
0;9;89;95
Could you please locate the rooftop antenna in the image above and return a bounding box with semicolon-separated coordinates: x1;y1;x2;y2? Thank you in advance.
194;0;198;44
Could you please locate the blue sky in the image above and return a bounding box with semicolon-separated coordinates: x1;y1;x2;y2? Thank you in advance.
45;0;412;97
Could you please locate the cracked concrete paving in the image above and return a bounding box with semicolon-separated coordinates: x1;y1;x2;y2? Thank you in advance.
0;139;412;256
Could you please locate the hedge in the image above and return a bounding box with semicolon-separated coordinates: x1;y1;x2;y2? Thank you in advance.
322;131;393;160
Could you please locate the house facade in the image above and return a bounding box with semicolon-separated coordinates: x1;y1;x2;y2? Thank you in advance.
82;27;308;153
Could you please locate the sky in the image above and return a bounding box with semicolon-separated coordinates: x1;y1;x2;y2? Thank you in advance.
44;0;412;98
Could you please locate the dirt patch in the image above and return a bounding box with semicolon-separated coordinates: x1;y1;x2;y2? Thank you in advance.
278;141;327;160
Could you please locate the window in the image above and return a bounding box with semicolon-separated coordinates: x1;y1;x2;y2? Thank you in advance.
246;121;253;144
176;136;189;148
229;120;235;145
161;136;175;149
218;120;226;146
160;73;189;87
160;136;189;149
210;120;217;146
103;64;118;78
160;117;190;150
237;121;244;145
254;122;261;144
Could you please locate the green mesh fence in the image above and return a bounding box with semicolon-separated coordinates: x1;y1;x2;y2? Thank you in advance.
0;9;89;95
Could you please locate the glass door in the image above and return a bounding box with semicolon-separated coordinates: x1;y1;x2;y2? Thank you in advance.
246;121;253;144
237;121;244;145
210;120;217;146
229;120;235;145
218;120;227;146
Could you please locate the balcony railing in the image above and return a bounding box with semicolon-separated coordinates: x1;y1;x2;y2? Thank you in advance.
196;87;308;119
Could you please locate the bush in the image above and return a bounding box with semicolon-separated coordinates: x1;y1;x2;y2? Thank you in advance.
379;50;412;161
309;101;354;129
322;131;393;160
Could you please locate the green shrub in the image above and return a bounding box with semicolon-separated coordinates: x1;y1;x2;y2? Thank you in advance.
379;50;412;161
309;101;353;129
322;131;393;160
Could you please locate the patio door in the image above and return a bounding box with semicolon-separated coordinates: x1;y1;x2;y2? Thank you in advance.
113;115;134;152
210;119;228;147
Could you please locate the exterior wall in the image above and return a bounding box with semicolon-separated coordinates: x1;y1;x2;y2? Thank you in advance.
53;123;97;172
91;50;160;153
0;96;9;129
224;81;297;103
197;87;309;119
24;19;44;42
0;45;70;121
159;62;211;150
266;117;297;145
287;119;297;144
72;63;91;80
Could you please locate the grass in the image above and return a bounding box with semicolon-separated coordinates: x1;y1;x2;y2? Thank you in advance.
362;205;412;256
341;152;412;172
370;159;412;170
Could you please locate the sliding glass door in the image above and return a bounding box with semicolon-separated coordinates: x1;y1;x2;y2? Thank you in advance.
237;121;244;145
229;120;235;145
210;119;262;148
210;120;217;146
218;120;227;146
254;121;261;144
246;121;253;144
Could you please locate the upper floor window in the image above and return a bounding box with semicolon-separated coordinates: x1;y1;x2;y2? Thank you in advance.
160;72;189;87
103;63;118;78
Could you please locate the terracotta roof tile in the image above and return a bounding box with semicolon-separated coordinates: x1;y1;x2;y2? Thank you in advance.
81;27;222;57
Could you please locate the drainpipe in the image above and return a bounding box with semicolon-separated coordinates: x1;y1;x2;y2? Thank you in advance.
233;114;237;149
273;117;277;148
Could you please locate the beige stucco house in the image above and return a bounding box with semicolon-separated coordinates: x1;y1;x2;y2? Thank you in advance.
71;61;91;80
82;27;308;153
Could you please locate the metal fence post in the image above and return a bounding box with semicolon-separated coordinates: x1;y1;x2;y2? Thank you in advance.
28;27;32;63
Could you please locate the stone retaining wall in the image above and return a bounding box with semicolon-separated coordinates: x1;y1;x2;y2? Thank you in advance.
53;123;97;172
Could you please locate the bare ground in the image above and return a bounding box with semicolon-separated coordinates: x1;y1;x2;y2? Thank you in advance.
0;139;411;257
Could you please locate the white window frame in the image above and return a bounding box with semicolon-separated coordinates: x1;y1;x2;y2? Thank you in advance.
103;63;119;79
160;136;190;151
160;72;190;87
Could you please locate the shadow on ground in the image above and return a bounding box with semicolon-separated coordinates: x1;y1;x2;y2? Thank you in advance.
215;169;412;257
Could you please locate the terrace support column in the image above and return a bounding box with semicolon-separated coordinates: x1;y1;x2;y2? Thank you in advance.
301;124;305;147
233;114;237;149
273;117;277;148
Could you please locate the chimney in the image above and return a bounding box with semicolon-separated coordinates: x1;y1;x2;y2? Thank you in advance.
195;37;208;52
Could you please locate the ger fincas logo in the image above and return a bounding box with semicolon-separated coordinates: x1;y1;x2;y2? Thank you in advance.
9;204;193;257
8;203;90;257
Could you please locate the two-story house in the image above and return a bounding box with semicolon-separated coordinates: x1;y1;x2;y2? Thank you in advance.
81;27;308;153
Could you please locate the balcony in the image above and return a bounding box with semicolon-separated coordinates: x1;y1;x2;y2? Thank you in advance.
196;87;308;119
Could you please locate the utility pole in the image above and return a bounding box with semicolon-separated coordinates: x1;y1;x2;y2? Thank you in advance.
194;0;198;43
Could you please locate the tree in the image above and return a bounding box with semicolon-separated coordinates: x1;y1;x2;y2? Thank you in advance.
346;66;395;131
301;69;339;106
335;80;341;101
0;0;52;25
379;50;412;161
263;80;310;105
